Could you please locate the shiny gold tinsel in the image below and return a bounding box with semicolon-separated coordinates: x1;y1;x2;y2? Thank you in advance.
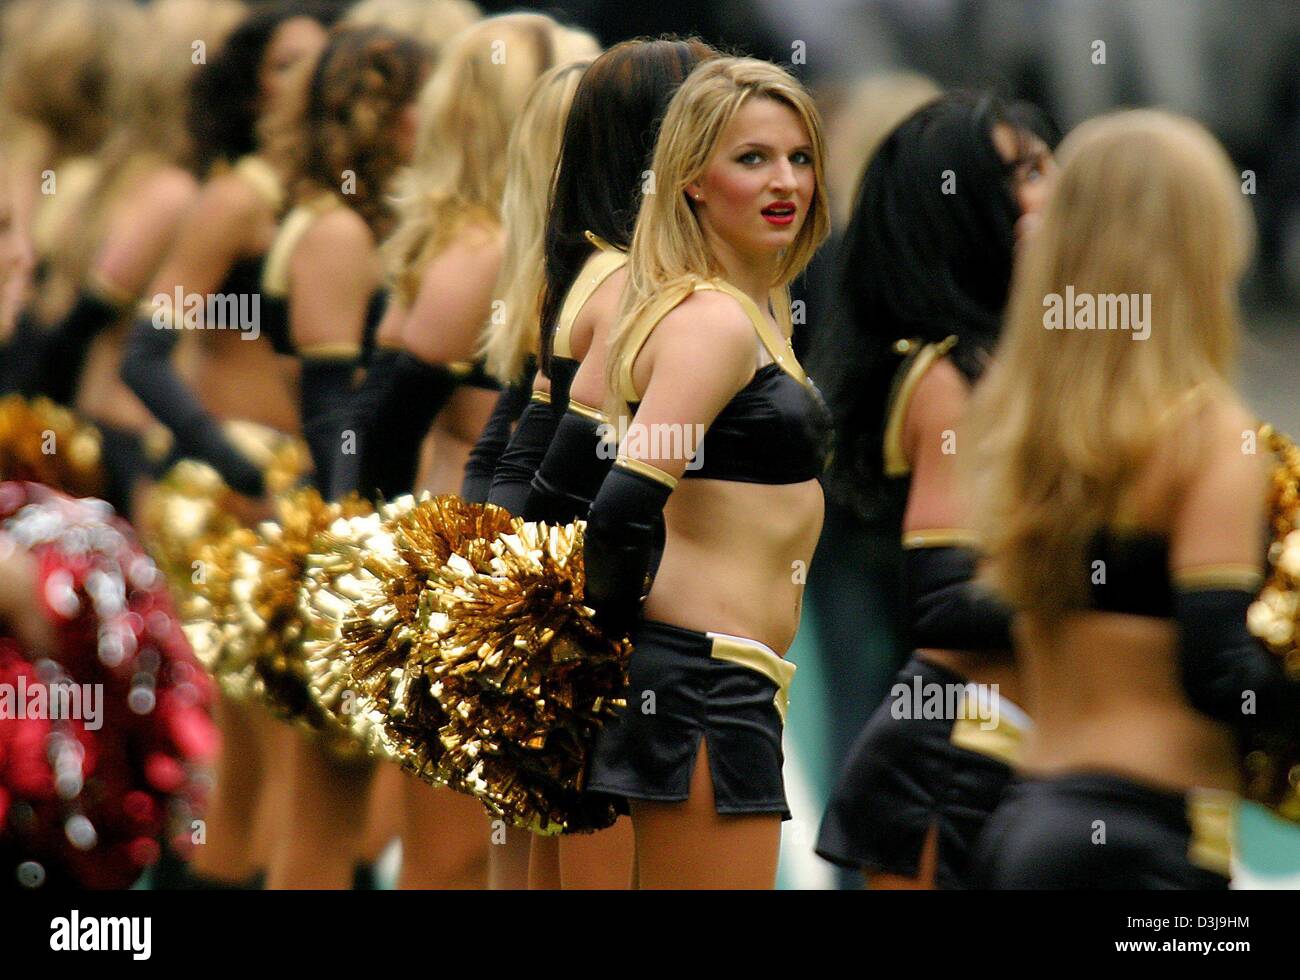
143;421;310;702
1245;424;1300;821
237;487;373;758
377;497;630;835
0;394;105;497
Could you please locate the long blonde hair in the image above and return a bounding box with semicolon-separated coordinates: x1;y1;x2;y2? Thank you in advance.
342;0;481;63
383;13;599;305
605;57;830;421
963;109;1254;614
479;59;589;384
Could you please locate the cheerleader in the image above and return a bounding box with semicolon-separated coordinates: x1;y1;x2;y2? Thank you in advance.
28;0;244;520
811;93;1057;889
340;12;597;889
580;57;831;889
477;37;720;889
965;110;1300;889
255;24;428;889
0;0;136;396
118;2;331;888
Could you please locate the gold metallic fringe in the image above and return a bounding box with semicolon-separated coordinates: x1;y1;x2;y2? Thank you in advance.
142;422;310;703
0;394;105;498
1245;424;1300;821
418;513;632;835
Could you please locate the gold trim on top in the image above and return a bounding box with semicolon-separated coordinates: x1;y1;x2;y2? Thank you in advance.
1174;564;1265;592
553;247;627;360
567;399;607;423
883;335;958;478
582;230;624;254
530;389;551;405
262;194;341;298
695;280;808;387
87;270;136;310
902;527;982;550
614;454;677;489
1185;788;1235;878
234;154;285;213
298;342;362;360
707;632;797;724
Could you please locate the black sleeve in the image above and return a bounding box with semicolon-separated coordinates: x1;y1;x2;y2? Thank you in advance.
31;289;127;404
335;347;460;500
299;353;358;500
461;379;531;504
120;315;265;496
486;398;558;517
2;311;51;397
1176;586;1300;738
901;545;1014;651
526;407;615;525
583;460;674;635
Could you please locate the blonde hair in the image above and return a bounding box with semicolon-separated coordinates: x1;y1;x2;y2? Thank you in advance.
0;0;138;160
605;57;830;421
383;12;599;305
342;0;481;63
480;59;589;384
963;109;1254;614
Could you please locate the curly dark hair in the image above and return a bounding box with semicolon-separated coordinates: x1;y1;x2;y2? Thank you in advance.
296;24;429;237
187;2;338;174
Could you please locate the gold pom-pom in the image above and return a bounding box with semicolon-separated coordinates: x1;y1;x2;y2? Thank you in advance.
420;516;632;835
143;421;310;703
0;394;105;498
1245;424;1300;821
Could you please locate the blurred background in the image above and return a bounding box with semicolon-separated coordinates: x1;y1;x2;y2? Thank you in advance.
7;0;1298;888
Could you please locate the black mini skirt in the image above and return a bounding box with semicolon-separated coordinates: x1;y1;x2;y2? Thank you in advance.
969;772;1233;889
816;655;1026;888
586;619;795;818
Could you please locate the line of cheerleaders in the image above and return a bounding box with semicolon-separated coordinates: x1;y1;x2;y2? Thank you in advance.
1;0;1299;891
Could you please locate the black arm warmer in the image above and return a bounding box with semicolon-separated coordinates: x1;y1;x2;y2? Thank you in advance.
2;311;50;397
299;354;358;500
120;316;265;496
486;399;558;516
337;347;460;499
901;545;1014;651
1176;587;1300;738
34;289;125;404
526;407;615;525
583;462;674;634
461;380;531;503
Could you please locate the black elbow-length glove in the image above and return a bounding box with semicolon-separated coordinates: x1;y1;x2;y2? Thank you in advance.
901;543;1014;651
120;315;265;497
526;406;615;525
461;379;531;504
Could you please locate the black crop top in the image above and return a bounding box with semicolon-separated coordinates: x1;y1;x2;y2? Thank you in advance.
1087;528;1175;617
620;279;833;485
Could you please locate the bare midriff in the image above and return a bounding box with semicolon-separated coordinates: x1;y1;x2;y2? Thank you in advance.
193;328;299;434
642;476;824;655
1014;610;1240;794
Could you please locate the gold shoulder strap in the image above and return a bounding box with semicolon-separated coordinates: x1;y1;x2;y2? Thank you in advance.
695;279;808;386
882;334;958;478
262;193;343;298
233;154;285;214
553;243;627;360
616;279;697;404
